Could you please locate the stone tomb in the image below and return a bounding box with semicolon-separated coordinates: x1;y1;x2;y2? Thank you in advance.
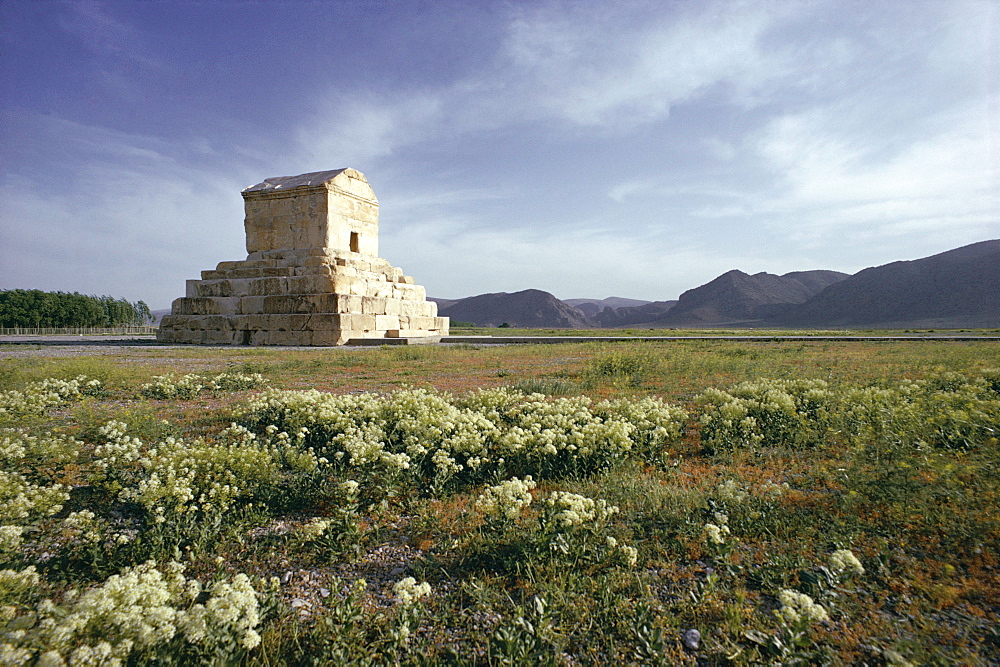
157;168;448;345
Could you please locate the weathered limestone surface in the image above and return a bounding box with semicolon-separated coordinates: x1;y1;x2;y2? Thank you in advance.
157;168;448;345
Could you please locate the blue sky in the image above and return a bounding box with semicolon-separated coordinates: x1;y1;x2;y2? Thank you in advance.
1;0;997;308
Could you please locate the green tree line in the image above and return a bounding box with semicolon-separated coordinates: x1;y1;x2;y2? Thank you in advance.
0;289;152;328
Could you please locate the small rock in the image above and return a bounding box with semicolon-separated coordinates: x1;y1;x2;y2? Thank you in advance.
682;628;701;652
319;587;331;598
280;571;293;585
390;566;406;576
290;598;310;609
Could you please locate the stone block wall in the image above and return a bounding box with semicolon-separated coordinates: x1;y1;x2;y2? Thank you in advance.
156;169;448;345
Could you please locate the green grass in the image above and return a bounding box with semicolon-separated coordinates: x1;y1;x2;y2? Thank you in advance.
1;339;998;664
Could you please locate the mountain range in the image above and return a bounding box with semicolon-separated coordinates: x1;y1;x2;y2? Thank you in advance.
437;240;1000;329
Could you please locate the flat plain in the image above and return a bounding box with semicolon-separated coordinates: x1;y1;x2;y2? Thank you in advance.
1;336;998;664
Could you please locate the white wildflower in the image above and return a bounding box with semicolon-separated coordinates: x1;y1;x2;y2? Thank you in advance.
298;518;331;541
393;577;431;605
828;549;865;576
545;491;618;529
620;544;639;567
475;477;535;522
704;523;730;545
775;589;828;625
0;525;24;553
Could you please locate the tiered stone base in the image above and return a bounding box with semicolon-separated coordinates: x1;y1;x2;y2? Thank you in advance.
156;248;448;346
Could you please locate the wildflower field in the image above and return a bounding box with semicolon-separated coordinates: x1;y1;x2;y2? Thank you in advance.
1;339;998;665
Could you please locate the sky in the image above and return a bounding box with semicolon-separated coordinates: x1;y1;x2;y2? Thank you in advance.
1;0;998;309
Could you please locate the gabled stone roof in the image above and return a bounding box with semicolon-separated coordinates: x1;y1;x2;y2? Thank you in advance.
242;169;351;193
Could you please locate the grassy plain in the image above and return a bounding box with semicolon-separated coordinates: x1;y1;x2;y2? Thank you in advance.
1;338;999;664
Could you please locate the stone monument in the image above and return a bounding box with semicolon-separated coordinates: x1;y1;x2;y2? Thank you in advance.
157;168;448;345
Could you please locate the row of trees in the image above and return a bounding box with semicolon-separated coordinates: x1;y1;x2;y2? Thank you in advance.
0;289;153;328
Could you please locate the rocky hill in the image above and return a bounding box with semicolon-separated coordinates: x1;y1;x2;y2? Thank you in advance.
438;289;595;328
655;270;848;326
432;240;999;329
427;297;459;311
772;239;1000;328
564;297;652;318
592;300;679;327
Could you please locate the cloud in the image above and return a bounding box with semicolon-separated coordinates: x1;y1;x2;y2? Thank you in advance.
387;187;512;214
293;0;798;166
293;93;443;169
608;179;660;203
754;100;998;234
0;114;251;307
380;214;758;301
57;0;165;72
3;0;996;308
497;0;792;128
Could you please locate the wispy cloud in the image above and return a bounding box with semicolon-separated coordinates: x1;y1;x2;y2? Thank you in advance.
608;179;660;203
752;100;998;243
57;0;165;72
381;214;766;301
498;1;790;127
293;93;443;169
0;114;250;306
294;0;797;164
1;0;995;306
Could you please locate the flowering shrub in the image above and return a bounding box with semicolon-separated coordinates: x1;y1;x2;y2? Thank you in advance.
91;420;145;492
535;490;626;563
469;483;637;571
704;517;731;546
980;367;1000;394
210;371;268;391
697;372;999;453
0;470;68;544
702;476;795;547
696;379;834;451
237;387;687;492
543;491;619;530
0;376;102;421
838;374;1000;452
604;536;639;567
584;349;661;386
475;477;536;529
140;373;207;399
0;525;25;556
93;421;281;525
0;560;265;664
0;429;81;484
0;426;79;564
596;396;688;461
701;510;737;569
140;371;267;399
61;510;105;545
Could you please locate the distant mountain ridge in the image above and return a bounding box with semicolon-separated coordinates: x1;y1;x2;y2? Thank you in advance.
564;297;652;318
656;270;849;326
593;300;678;327
434;240;1000;329
438;289;595;328
771;239;1000;328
